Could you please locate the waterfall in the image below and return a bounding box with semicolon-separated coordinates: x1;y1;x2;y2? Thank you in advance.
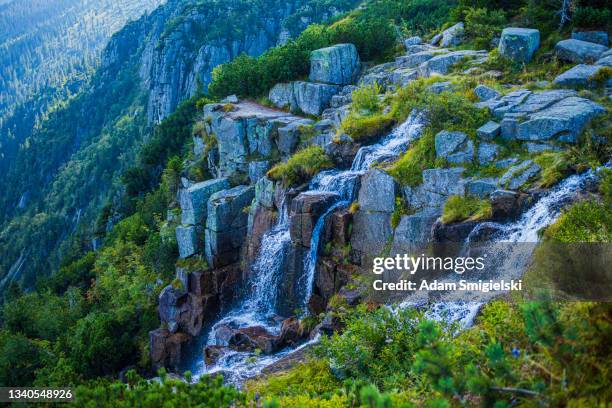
300;110;427;311
402;169;601;327
193;111;432;383
241;201;291;317
301;200;350;309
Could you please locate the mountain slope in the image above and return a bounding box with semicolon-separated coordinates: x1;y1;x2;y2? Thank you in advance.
0;0;358;290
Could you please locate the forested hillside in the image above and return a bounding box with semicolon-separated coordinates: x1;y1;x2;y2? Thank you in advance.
0;0;164;122
0;0;358;296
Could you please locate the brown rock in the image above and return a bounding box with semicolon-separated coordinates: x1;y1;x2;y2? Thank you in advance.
290;192;340;247
331;208;352;244
229;326;278;354
203;345;229;367
149;328;191;372
277;317;305;347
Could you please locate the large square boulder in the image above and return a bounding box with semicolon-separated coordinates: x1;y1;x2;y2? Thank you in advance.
498;28;540;63
205;185;255;267
180;178;230;225
309;44;360;86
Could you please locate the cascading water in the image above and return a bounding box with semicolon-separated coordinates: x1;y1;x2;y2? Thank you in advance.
401;168;601;327
301;110;427;308
193;111;427;384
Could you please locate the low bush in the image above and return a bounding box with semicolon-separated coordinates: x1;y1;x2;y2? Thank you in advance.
350;83;383;114
544;200;611;243
441;195;492;224
267;146;333;186
387;129;436;186
340;113;395;142
463;7;506;49
73;371;244;407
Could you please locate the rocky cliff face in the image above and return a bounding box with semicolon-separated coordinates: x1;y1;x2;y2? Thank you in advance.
0;0;353;291
143;0;347;124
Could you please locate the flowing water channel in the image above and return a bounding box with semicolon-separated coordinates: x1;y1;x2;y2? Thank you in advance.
192;109;600;385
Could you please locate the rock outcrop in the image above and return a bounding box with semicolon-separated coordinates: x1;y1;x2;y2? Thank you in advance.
205;185;255;268
290;192;340;247
269;81;341;115
477;89;605;144
498;27;540;63
203;101;310;179
309;44;360;85
435;130;474;164
555;39;608;63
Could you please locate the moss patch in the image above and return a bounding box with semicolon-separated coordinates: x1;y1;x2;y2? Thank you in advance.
441;195;492;224
267;146;333;187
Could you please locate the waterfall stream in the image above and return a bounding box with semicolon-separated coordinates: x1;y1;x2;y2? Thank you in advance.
192;107;599;384
193;111;426;384
400;169;601;327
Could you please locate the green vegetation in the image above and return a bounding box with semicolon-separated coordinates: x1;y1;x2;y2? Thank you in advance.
340;83;396;142
441;195;492;224
388;79;489;186
391;197;413;229
462;7;506;49
267;146;333;186
209;0;455;99
247;299;612;406
73;371;243;407
545;200;611;243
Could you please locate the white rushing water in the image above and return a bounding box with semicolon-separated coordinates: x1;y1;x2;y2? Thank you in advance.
402;169;600;327
193;111;427;384
194;103;600;383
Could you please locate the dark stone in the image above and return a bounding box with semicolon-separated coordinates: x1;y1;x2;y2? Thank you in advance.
203;345;229;367
290;192;340;247
490;189;531;220
277;317;305;348
432;220;480;242
149;329;191;372
331;208;352;245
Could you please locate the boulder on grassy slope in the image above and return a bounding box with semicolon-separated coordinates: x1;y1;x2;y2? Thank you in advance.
309;44;360;86
498;27;540;63
555;39;608;63
553;64;609;88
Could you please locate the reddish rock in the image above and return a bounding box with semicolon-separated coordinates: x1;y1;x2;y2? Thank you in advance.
229;326;278;354
290;192;340;247
149;329;191;372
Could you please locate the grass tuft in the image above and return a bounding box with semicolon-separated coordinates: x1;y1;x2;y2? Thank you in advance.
267;146;333;187
441;195;492;224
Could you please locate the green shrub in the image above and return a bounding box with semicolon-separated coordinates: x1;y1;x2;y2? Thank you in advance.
247;359;340;401
267;146;333;186
573;6;611;30
351;83;383;114
387;129;436;186
73;371;244;407
463;7;506;49
318;305;427;389
441;195;492;224
391;196;413;229
544;200;611;243
340;113;395;142
533;151;572;188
